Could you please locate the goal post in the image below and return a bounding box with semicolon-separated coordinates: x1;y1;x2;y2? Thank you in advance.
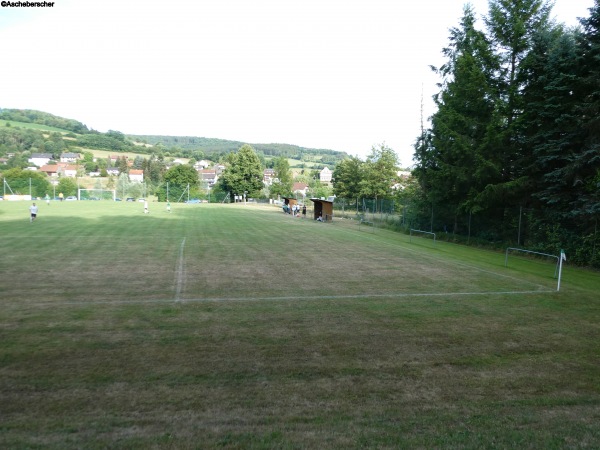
505;247;567;291
358;218;375;233
410;229;436;244
78;189;116;201
504;247;559;277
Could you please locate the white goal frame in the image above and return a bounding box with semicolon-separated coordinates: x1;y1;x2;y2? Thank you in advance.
78;188;116;201
504;247;559;278
504;247;567;291
410;229;436;244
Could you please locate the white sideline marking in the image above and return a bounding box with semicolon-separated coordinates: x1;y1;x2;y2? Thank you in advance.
11;289;556;308
175;238;186;302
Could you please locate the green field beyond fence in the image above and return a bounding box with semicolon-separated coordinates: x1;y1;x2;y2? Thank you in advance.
1;201;599;448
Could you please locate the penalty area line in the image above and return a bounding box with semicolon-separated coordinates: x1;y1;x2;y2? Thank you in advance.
180;289;554;303
6;290;556;309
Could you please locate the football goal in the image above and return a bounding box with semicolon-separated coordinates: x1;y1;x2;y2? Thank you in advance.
78;189;116;201
505;247;567;291
505;247;559;277
410;229;436;244
358;218;375;233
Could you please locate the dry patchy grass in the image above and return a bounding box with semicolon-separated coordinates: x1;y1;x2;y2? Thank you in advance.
1;202;599;448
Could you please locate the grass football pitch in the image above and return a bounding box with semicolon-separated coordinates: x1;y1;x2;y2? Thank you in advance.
1;200;599;448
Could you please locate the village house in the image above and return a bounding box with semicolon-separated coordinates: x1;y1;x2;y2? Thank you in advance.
194;160;211;170
39;164;60;177
59;164;78;178
319;167;332;184
60;152;80;163
109;155;130;165
28;153;53;167
129;169;144;183
263;168;276;185
199;169;218;188
292;182;310;198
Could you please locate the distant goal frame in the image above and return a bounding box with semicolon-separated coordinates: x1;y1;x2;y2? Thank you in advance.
78;188;117;201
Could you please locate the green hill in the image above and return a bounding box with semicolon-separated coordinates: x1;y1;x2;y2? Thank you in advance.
0;108;348;164
0;119;74;135
0;108;88;134
128;134;347;166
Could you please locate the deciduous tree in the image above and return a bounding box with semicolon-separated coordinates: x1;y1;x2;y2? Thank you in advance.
360;144;398;202
269;156;293;198
332;156;363;200
218;144;264;200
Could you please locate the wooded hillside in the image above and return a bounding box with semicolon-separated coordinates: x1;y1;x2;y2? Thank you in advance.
0;108;347;164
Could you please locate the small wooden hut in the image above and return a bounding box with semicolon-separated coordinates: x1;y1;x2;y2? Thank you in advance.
282;197;298;209
310;198;334;221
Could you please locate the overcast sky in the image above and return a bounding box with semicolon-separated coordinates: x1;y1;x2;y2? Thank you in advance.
0;0;594;166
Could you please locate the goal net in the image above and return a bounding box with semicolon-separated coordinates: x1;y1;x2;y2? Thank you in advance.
504;247;560;278
78;189;116;201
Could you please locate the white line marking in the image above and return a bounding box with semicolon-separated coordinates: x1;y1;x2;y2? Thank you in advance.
5;289;556;308
329;222;551;290
178;289;554;303
175;237;186;302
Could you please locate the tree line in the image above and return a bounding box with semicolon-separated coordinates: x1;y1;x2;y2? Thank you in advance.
128;134;348;162
411;0;600;267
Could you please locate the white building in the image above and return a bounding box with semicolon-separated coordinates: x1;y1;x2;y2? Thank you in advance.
28;153;53;167
319;167;332;184
60;152;80;163
129;169;144;182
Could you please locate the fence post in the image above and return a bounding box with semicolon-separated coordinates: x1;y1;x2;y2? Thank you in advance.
468;211;472;244
430;204;434;233
517;206;522;246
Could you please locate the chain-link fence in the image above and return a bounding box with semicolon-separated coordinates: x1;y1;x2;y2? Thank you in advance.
329;197;600;268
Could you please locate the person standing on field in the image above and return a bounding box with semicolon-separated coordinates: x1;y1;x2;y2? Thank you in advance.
45;194;50;205
166;201;171;213
29;202;38;222
144;200;149;214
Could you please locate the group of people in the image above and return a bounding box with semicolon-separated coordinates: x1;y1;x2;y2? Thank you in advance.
282;203;307;218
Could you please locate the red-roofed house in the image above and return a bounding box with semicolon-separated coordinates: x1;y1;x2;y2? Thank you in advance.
129;169;144;182
60;165;78;178
293;182;309;198
39;165;60;177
